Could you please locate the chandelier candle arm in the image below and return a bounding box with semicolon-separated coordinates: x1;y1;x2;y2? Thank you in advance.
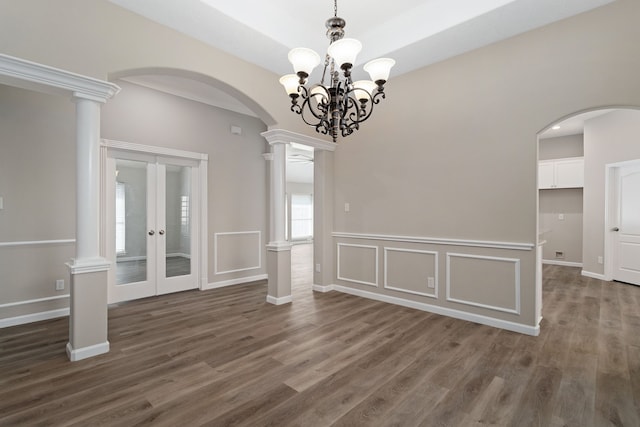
279;0;395;142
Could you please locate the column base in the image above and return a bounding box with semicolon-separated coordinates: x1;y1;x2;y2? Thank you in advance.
266;242;292;304
66;341;110;362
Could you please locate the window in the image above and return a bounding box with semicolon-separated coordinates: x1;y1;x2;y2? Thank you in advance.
180;195;190;237
115;182;126;254
291;193;313;240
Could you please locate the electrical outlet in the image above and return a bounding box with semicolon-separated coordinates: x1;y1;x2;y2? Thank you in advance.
598;256;603;264
558;213;564;220
344;202;350;212
315;263;321;273
55;279;64;291
427;277;435;289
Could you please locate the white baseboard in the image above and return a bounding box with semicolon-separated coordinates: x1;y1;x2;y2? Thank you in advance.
581;270;607;281
66;341;110;362
543;259;583;267
312;284;335;293
203;274;268;290
266;295;293;305
0;308;69;328
332;285;540;336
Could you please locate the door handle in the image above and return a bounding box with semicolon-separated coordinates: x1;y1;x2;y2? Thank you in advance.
159;230;165;235
148;230;155;236
612;227;620;232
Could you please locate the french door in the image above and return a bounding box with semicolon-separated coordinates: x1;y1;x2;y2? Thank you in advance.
105;150;201;303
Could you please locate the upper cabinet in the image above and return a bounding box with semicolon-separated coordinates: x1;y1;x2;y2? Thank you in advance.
538;157;584;189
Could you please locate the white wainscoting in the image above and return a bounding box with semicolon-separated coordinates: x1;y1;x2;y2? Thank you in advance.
336;243;379;287
213;231;261;275
446;252;521;315
332;232;536;335
0;239;75;247
383;247;438;299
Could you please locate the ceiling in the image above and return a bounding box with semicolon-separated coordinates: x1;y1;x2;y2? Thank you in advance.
110;0;615;80
539;109;615;139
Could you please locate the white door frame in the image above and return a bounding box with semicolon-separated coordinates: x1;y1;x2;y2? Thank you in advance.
101;139;209;295
604;158;640;281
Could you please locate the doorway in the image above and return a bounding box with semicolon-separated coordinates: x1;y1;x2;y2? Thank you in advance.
104;142;206;304
605;160;640;286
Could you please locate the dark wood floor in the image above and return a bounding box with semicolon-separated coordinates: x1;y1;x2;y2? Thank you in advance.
1;246;639;426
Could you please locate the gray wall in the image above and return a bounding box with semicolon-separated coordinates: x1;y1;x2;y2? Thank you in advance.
583;109;640;276
0;86;76;320
539;134;584;264
331;0;640;329
102;81;269;284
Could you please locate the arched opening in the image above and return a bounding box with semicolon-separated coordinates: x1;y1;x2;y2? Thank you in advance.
536;106;640;326
102;67;276;305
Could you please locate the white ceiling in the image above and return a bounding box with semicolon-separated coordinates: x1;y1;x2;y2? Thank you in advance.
539;109;615;139
110;0;615;79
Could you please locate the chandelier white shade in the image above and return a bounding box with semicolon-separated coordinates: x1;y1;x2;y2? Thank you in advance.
279;0;395;142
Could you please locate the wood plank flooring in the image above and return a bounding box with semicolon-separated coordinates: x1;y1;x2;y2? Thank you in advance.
1;245;639;426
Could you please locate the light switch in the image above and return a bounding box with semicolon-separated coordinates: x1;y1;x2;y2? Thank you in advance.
0;196;3;210
344;202;350;212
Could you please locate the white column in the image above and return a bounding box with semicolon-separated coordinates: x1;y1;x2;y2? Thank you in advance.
74;95;103;262
271;141;288;245
66;93;110;361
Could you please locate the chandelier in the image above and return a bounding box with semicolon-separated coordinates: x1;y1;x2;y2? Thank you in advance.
279;0;395;142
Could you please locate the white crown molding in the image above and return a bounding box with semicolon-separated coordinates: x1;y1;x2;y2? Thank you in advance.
102;139;208;161
261;129;337;152
0;54;120;102
332;232;535;251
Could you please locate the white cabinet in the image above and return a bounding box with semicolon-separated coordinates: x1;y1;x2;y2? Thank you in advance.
538;157;584;189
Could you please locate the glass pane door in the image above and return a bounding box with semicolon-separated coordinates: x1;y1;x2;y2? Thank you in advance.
115;159;149;285
164;165;191;278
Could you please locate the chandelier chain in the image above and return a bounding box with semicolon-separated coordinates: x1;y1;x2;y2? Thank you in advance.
334;0;337;17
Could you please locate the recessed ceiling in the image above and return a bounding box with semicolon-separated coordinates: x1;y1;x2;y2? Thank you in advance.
109;0;615;79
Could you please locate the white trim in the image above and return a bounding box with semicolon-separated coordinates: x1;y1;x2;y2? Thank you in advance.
0;239;75;248
383;247;438;299
266;295;293;305
446;253;521;315
261;129;336;152
0;54;119;102
332;231;534;251
542;259;583;267
266;242;292;252
67;258;111;275
116;255;147;262
214;231;262;275
66;341;110;362
0;294;70;309
204;274;268;290
312;284;335;293
337;243;379;287
101;139;208;161
332;285;539;336
581;270;607;281
0;308;69;329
